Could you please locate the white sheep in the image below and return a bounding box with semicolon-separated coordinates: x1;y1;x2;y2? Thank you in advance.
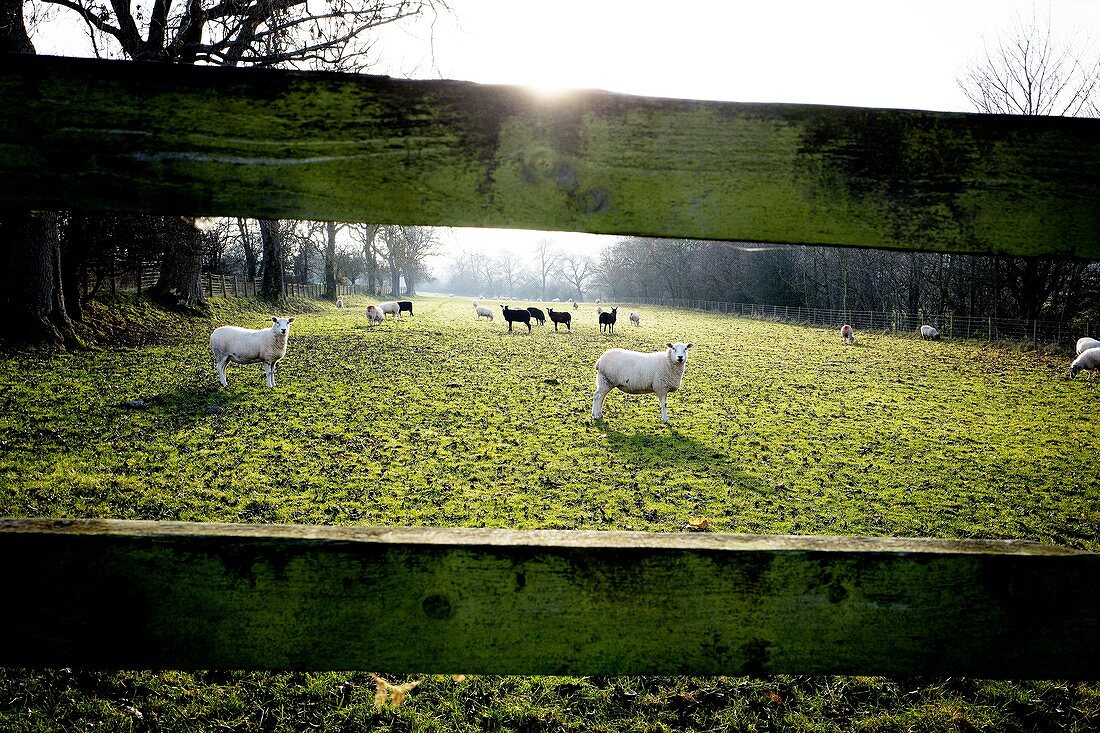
365;304;385;326
378;301;401;319
920;325;939;340
472;299;479;307
1076;337;1100;355
629;311;641;327
841;324;854;344
210;317;294;389
592;342;693;424
1070;347;1100;378
335;299;345;309
475;304;494;320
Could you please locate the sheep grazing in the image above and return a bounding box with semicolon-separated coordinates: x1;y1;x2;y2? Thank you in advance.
599;307;618;334
210;317;295;389
629;311;641;327
573;301;579;309
335;299;345;309
551;297;561;302
841;324;854;344
398;300;414;317
378;301;401;320
500;304;532;333
592;342;693;424
472;299;479;307
475;304;494;321
1070;347;1100;378
365;304;385;326
527;306;546;326
1076;337;1100;355
547;307;572;331
595;298;602;304
920;325;940;340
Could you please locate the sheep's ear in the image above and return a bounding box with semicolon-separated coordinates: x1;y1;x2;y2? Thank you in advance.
287;317;295;324
271;317;278;323
686;343;693;349
666;343;674;349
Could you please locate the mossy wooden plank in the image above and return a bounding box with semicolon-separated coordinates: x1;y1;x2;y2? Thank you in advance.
1;54;1099;257
1;518;1096;677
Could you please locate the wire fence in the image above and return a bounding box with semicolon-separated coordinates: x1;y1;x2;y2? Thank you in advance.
630;297;1090;348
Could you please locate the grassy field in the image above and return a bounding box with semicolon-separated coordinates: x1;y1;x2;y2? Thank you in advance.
1;294;1098;731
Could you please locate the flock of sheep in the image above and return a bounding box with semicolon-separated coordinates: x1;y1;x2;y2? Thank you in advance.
207;303;1100;426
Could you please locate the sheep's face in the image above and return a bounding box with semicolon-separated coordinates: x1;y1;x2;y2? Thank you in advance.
271;317;294;335
666;342;692;364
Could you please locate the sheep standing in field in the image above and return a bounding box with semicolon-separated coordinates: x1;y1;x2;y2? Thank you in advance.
365;305;385;326
378;301;402;320
1076;337;1100;355
336;299;345;309
599;307;618;334
472;299;479;307
527;306;546;326
629;311;641;327
398;300;414;317
920;325;940;340
592;342;693;424
547;307;571;331
1070;347;1100;378
210;317;295;389
475;304;494;321
500;304;532;333
841;324;854;345
573;301;579;309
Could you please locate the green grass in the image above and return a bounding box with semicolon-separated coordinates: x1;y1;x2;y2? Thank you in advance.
1;294;1098;731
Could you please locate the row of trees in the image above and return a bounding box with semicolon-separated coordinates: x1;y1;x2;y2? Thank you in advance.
440;241;598;301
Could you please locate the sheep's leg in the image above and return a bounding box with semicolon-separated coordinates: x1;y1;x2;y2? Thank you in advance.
264;362;275;388
214;354;229;387
526;321;531;333
657;391;669;423
592;375;612;419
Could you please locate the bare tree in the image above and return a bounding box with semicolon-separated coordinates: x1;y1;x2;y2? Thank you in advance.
532;239;560;300
558;253;596;300
495;250;521;297
958;6;1100;117
350;223;381;294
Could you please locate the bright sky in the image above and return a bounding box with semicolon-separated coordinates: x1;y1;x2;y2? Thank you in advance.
29;0;1100;272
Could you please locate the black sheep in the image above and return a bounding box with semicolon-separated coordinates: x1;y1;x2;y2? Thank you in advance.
397;300;414;316
599;307;618;334
527;306;546;326
547;308;571;331
500;304;532;333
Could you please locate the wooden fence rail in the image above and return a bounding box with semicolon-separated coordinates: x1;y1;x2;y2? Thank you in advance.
2;54;1099;678
1;519;1097;678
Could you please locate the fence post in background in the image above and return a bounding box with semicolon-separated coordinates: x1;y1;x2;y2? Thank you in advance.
1032;320;1038;347
988;316;993;341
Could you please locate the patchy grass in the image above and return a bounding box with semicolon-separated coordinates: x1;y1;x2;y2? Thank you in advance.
1;295;1098;731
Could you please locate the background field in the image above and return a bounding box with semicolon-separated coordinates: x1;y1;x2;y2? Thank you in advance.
1;295;1098;731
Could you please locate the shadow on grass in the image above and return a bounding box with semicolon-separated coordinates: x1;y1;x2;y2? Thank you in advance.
130;384;250;422
599;426;768;493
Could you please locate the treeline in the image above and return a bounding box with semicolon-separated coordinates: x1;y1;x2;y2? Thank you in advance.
596;238;1100;322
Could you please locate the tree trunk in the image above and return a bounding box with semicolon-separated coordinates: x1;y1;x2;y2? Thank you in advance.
150;220;208;311
0;212;81;347
324;221;337;300
259;219;286;303
403;268;416;296
388;257;400;297
0;0;80;348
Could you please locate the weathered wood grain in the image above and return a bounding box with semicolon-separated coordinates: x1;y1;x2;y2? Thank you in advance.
1;518;1096;677
2;54;1100;257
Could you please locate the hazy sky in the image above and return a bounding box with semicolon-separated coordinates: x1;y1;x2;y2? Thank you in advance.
29;0;1100;271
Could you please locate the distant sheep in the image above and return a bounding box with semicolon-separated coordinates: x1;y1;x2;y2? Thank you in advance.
920;325;940;340
378;301;401;319
547;308;572;331
527;306;546;326
841;324;854;345
365;304;385;326
398;300;414;317
1076;337;1100;355
551;297;561;302
500;304;532;333
599;307;618;334
596;298;602;304
210;317;294;389
472;299;479;307
592;342;693;424
475;305;494;321
1070;347;1100;378
573;301;579;309
596;306;604;316
335;299;345;309
629;311;641;327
